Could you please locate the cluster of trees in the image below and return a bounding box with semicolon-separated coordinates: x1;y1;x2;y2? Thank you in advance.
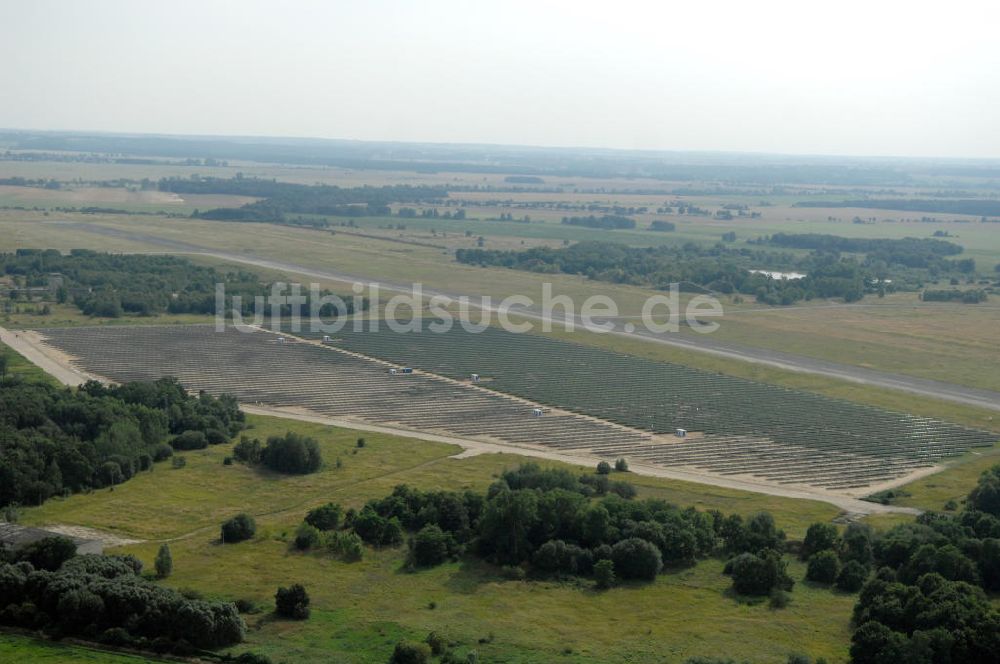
0;376;242;508
921;289;988;303
649;220;676;232
0;540;245;653
160;176;447;222
1;249;364;319
762;233;970;272
295;463;799;591
846;464;1000;663
456;241;870;305
233;432;322;474
560;215;636;230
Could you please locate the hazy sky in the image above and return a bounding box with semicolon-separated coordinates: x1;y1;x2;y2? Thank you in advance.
2;0;999;158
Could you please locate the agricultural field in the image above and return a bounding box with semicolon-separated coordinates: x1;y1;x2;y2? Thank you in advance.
18;412;853;664
0;633;162;664
31;323;997;496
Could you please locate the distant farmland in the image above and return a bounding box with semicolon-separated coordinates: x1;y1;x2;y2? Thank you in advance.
34;323;996;494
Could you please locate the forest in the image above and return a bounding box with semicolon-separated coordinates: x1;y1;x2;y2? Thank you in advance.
0;375;243;508
0;548;246;653
456;241;871;304
1;250;365;319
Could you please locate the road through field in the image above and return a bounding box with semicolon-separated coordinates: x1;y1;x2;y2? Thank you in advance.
51;222;1000;412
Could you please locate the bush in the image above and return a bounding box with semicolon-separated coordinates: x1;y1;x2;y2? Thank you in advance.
356;437;366;448
304;503;343;531
154;543;173;578
729;549;793;596
769;588;791;609
594;558;615;589
205;428;229;445
614;458;629;472
801;523;838;560
806;550;840;584
412;525;453;567
16;535;77;571
152;443;173;461
389;640;431;664
275;584;310;620
324;531;364;562
425;631;447;656
835;560;868;592
171;455;187;469
294;523;322;551
611;538;663;580
221;514;256;543
596;461;612;475
172;430;208;450
261;432;322;474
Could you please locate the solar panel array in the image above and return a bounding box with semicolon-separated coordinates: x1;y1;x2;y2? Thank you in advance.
37;323;997;491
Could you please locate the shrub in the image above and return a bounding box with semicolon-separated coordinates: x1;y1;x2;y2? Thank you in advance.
205;428;229;445
594;558;615;589
611;538;663;580
172;430;208;450
412;525;452;567
171;455;187;469
610;481;637;499
275;584;310;620
806;550;840;584
261;432;322;474
769;588;791;609
16;535;77;571
835;560;869;592
294;523;322;551
614;458;629;472
425;631;447;656
304;503;343;531
322;530;363;561
356;437;366;448
389;640;431;664
154;543;173;578
729;549;793;596
596;461;612;475
235;598;261;614
233;436;262;464
221;514;256;543
152;443;174;461
800;523;838;560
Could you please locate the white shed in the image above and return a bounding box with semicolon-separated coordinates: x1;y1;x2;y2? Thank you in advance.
675;428;687;438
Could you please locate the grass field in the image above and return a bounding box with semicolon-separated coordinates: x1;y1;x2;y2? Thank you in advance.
0;633;162;664
20;413;852;664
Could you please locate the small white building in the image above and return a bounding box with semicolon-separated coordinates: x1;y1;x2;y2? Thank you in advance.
389;368;398;375
532;408;544;417
277;336;286;343
675;428;687;438
322;335;332;342
471;373;480;382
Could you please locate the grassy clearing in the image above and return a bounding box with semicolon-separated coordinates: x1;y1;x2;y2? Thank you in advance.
0;339;58;385
0;633;162;663
877;442;1000;512
21;413;850;663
